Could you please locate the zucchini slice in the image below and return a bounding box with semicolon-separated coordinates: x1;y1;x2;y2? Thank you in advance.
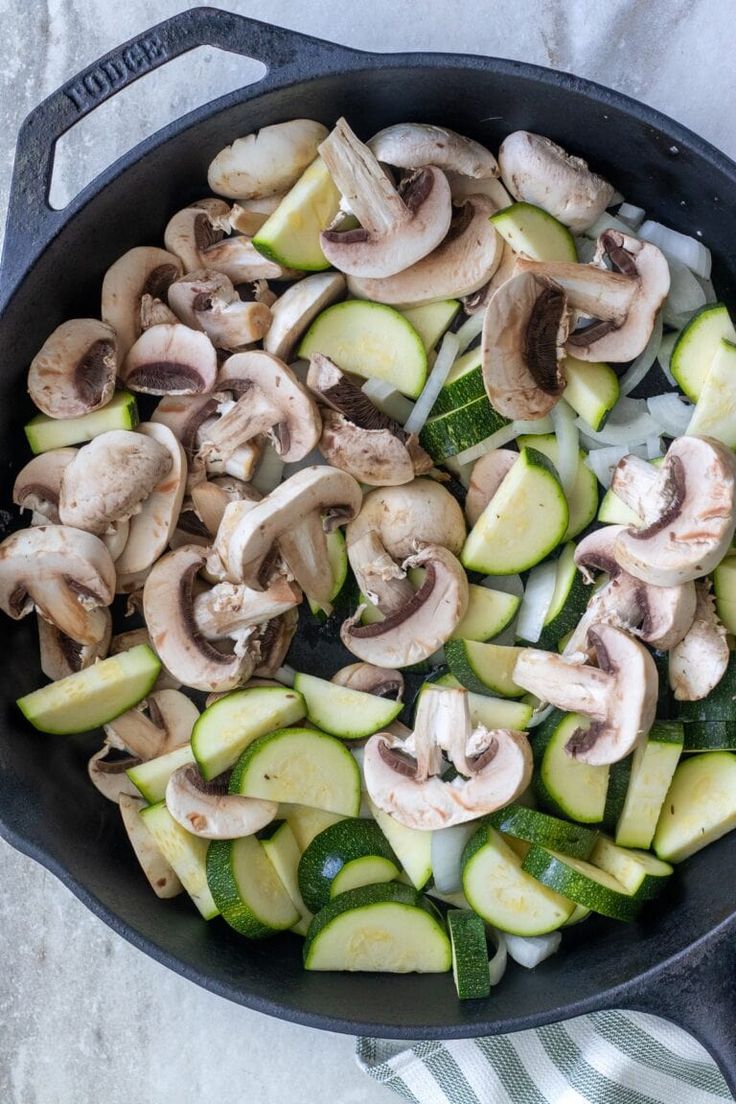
307;528;348;617
207;835;299;937
252;158;341;271
229;727;361;816
670;303;736;402
653;751;736;862
293;672;402;739
298;817;399;912
303;883;451;972
490;203;577;262
431;347;485;415
331;856;399;898
713;555;736;635
127;744;195;804
191;685;305;780
615;722;683;850
521;845;640;921
452;582;521;643
562;356;619;432
685;337;736;446
516;433;598;540
25;390;138;454
420;394;508;461
488;804;598;860
283;804;346;851
448;909;491;999
260;819;313;934
590;836;673;901
445;640;524;698
602;757;632;834
418;680;533;731
674;653;736;722
140;802;219;920
681;721;736;752
531;542;590;651
532;710;610;824
400;300;460;352
367;797;432;890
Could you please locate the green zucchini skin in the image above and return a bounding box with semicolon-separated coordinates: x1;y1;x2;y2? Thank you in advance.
298;818;399;913
448;909;491;999
487;804;599;860
521;845;640;922
682;721;736;751
673;654;736;722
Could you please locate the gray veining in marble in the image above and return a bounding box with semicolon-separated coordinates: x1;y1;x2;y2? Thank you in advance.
1;1;734;1101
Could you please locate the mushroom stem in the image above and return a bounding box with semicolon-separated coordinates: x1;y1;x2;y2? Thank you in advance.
278;511;334;606
193;577;301;641
514;258;637;323
610;454;669;527
200;390;280;461
320;118;411;236
348;530;414;614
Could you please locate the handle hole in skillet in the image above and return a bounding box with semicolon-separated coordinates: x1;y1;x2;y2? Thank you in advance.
48;47;266;210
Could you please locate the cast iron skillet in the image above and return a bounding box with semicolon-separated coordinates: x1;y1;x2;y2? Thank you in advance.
1;7;735;1091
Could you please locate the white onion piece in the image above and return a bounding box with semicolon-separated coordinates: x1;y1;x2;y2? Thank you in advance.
351;745;365;774
404;333;459;435
455;311;484;355
618;312;663;396
549;400;579;496
481;574;524;598
663;259;707;327
584;212;636;239
431;823;476;894
454;424;519;465
697;275;718;304
516;560;558;643
273;664;296;687
647;392;694;438
646;435;663;459
505;931;562;968
639;220;711;279
281;448;324;480
488;929;508;987
617;203;645;230
528;701;556;728
657;330;679;387
361;378;414;424
585;444;632;488
575;397;659;446
251;444;285;493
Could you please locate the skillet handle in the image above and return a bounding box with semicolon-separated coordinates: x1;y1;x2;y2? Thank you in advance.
1;6;359;295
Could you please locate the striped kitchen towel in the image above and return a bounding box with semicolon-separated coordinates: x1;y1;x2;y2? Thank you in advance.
356;1010;732;1103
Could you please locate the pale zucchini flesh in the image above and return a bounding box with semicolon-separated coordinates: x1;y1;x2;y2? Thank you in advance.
615;723;683;850
207;835;299;937
293;672;402;739
252;158;341;271
140;802;219;920
191;686;305;780
24;391;138;454
653;751;736;862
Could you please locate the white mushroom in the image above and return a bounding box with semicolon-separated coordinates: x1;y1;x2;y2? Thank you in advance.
264;272;346;360
151;393;220;458
346;478;466;561
119;793;183;898
465;449;518;526
368;123;499;179
193;576;302;644
253;606;299;677
165;763;278;839
101;246;183;360
164;199;291;282
669;582;730;701
88;746;142;803
13;449;77;523
115;424;187;577
167;269;271;349
207;120;329;199
120;323;218;395
228;196;284;235
105;689;199;759
189;476;260;539
347;529;415;615
28;319;117;418
331;662;404;700
37;608;112;681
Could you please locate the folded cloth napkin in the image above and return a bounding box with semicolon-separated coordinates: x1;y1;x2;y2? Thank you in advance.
356;1010;732;1103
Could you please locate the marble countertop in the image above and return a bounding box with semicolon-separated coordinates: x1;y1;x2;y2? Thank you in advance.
1;2;735;1101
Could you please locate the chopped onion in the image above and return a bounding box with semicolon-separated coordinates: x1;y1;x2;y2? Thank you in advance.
549;400;579;496
585;443;644;488
455;311;485;355
584;212;636;239
646;435;663;459
575;397;659;446
617;202;645;230
273;664;296;687
481;574;524;598
351;746;365;776
361;378;414;424
516;560;558;643
618;313;663;395
528;701;555;728
431;823;476;893
488;929;508;987
663;259;707;327
404;332;459;435
250;444;284;493
639;219;712;279
696;275;718;304
454;423;519;465
647;392;694;438
505;931;562;968
657;330;679;387
513;417;554;435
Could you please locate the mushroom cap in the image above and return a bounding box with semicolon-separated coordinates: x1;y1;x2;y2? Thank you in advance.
669;582;729;702
167;268;271;350
465;448;518;527
207;120;329;199
105;689;199;759
101;246;183;360
198;235;291;283
331;662;404;700
614;436;736;586
166;763;278;839
189;476;259;539
164;199;231;271
498;131;615;232
482;270;570;420
151;393;220;457
264;272;346;361
37;608;112;681
28;318;117;418
59;429;172;535
346;478;466;561
115;423;187;576
88;746;142;803
13;448;77;523
346;195;503;306
0;525;115;644
120;323;218;395
368;123;499;179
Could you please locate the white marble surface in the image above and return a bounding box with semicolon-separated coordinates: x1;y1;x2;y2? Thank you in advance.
1;2;736;1101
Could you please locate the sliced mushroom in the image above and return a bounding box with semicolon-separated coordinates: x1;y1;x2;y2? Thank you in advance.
464;240;517;313
341;544;469;667
143;544;260;692
102;519;130;562
513;623;658;765
119;793;183;898
193;576;301;643
514;257;637;325
88;745;142;803
228;196;284;235
254;607;299;677
211;466;362;607
346;196;503;306
115;424;187;577
207;120;329;199
348;529;415;615
120;323;218;395
37;608;112;681
139;295;179;329
105;689;199;759
368;123;499;179
481;271;570;419
28;319;117;418
164;200;291;282
331;662;404;700
669;581;730;701
307;354;431;484
318;118;452;278
101;246;183;360
110;627;180;691
264;272;346;360
346;478;466;561
465;449;518;526
13;449;77;523
151;394;220;458
613;436;736;586
446;170;512;211
0;525;114;644
498;131;615;232
190;477;260;538
165;763;277;839
167;269;271;350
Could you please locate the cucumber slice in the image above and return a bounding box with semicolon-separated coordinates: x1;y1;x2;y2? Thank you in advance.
298;300;427;398
521;845;639;921
400;301;460;352
531;542;590;651
252;158;341;271
293;672;402;739
615;722;683;849
670;303;736;402
207;835;299;937
431;348;485;415
590;836;673;901
191;686;305;780
140;802;219;920
562;357;619;432
307;528;348;617
444;640;524;698
682;721;736;752
17;644;160;735
674;653;736;722
229;727;361;816
516;434;598;540
283;804;346;851
303;882;451;972
462;448;568;575
298;817;399;911
462;824;575;934
127;744;195;804
418;680;533;730
491;203;577;262
260;820;313;934
686;337;736;446
602;758;632;834
24;390;139;454
419;395;508;461
453;583;520;642
532;710;610;824
448;910;491;999
367;797;432;890
487;804;598;860
653;751;736;861
713;555;736;634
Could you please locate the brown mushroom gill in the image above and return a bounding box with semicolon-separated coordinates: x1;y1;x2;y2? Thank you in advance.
75;339;116;407
377;739;420;777
525;285;568;394
127;361;206;392
348;560;440;639
628;455;686;541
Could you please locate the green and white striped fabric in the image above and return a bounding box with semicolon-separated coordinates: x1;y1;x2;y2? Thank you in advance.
356;1011;732;1103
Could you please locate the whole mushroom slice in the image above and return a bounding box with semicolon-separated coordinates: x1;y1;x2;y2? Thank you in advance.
498;131;615;232
37;608;112;681
59;429;172;535
0;526;115;645
368;123;499;179
513;623;658;765
115;423;187;577
119;793;183;899
110;627;180;691
212;466;362;607
341;544;469;668
105;689;199;759
120;323;218;395
264;272;346;360
669;582;729;702
307;354;431;485
482;271;571;420
88;746;142;803
13;449;77;523
613;436;736;586
193;576;302;643
253;607;299;677
465;449;518;526
164;199;231;271
318;117;453;278
28;319;117;418
101;246;183;360
167;269;271;350
331;662;404;700
207;120;329;199
166;763;278;839
346;478;466;561
346;196;503;306
143;544;260;692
